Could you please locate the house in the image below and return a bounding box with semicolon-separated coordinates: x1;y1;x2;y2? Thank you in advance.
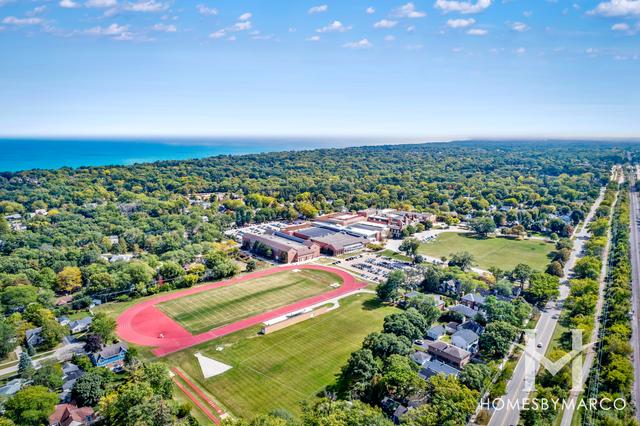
449;304;481;320
90;341;128;370
107;235;119;245
0;379;24;397
410;350;431;366
437;279;460;295
445;321;460;334
418;360;461;380
426;325;446;341
25;326;43;350
461;292;486;310
68;316;92;334
49;403;95;426
58;316;71;326
60;362;84;401
459;320;485;335
451;329;480;353
424;340;471;368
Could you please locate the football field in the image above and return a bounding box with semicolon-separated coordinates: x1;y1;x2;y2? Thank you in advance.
157;269;340;334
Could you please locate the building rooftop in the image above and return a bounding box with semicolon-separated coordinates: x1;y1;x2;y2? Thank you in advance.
452;329;480;344
244;232;317;255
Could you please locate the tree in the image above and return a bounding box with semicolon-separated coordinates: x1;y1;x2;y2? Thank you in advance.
448;251;474;271
245;259;257;272
72;372;104;406
376;270;405;302
301;398;392;426
495;279;513;297
524;273;560;307
399;238;420;260
383;311;424;341
85;333;103;353
459;363;492;391
573;256;601;280
511;263;533;288
142;362;173;399
382;354;425;399
158;261;184;282
32;362;63;390
406;294;441;325
90;312;116;342
479;321;519;358
336;348;379;399
588;218;609;237
17;352;34;379
40;318;66;349
4;385;58;426
470;217;496;237
404;375;478;426
1;285;39;313
0;319;17;359
362;332;412;359
205;250;239;279
56;266;82;293
546;261;564;277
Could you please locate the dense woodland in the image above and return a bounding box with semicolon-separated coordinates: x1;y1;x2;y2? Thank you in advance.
0;140;636;425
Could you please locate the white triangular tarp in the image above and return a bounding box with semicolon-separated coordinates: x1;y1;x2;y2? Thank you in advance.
195;352;232;379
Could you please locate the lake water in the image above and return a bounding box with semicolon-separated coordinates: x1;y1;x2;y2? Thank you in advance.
0;138;415;172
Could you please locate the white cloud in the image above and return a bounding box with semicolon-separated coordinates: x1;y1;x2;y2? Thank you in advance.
227;35;236;41
394;2;427;18
515;47;526;54
317;20;351;32
60;0;80;8
86;22;128;36
238;12;252;21
406;24;415;31
125;1;168;12
85;0;117;7
196;4;218;16
231;21;251;31
510;21;529;32
343;38;373;48
384;34;396;41
446;18;475;27
306;35;320;41
308;4;328;14
28;6;47;15
366;7;375;14
434;0;492;14
467;28;488;35
523;10;533;17
374;19;398;28
209;29;225;38
152;23;176;32
589;0;640;16
2;16;43;25
611;22;630;30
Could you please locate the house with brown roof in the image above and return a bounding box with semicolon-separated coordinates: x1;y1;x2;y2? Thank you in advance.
49;403;95;426
242;231;320;263
424;340;471;368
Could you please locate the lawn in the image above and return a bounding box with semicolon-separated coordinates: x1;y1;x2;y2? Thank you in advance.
161;293;396;418
157;269;341;335
417;232;554;270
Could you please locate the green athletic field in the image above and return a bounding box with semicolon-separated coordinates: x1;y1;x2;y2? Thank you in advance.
157;269;340;335
418;232;554;270
162;293;396;418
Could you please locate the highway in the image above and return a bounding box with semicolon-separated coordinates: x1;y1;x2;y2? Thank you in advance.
486;187;606;426
629;166;640;422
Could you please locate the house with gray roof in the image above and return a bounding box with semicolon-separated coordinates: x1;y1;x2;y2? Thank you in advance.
461;292;486;310
451;329;480;353
449;304;481;320
68;316;92;334
426;325;445;341
0;379;24;397
460;320;485;335
90;341;128;371
418;360;461;380
25;326;43;350
425;340;471;368
410;351;431;366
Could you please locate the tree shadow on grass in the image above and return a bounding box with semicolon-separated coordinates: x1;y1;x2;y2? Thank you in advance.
362;298;385;311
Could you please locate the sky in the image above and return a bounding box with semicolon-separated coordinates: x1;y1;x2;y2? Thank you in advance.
0;0;639;139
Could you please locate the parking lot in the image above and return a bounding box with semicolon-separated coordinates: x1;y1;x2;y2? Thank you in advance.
331;252;412;282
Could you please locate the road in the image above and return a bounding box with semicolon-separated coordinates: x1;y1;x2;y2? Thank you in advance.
0;340;85;378
629;167;640;423
486;187;606;426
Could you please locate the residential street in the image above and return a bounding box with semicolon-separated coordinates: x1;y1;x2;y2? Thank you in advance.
486;186;606;426
0;340;85;378
628;167;640;423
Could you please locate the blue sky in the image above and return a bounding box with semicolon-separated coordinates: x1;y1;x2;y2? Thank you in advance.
1;0;639;139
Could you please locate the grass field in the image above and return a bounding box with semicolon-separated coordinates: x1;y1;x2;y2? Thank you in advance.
418;232;554;270
157;269;341;335
161;293;396;418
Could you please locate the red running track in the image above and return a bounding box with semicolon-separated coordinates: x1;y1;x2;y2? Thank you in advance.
116;264;365;356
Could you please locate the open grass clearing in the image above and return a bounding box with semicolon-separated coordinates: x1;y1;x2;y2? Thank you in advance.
417;232;554;270
161;294;396;418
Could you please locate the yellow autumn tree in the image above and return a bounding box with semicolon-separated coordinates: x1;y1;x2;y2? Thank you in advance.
56;266;82;293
